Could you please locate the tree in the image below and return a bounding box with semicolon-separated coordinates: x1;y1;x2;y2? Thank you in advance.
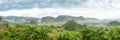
57;33;71;40
3;24;49;40
57;32;82;40
80;27;106;40
0;16;2;21
105;27;120;40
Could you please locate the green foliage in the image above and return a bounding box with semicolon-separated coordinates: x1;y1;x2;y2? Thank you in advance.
0;16;2;21
0;23;49;40
0;30;4;40
80;27;106;40
57;32;71;40
105;27;120;40
0;21;120;40
57;32;82;40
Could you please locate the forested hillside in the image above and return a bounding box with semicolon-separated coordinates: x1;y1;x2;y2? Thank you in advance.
0;16;120;40
0;0;120;40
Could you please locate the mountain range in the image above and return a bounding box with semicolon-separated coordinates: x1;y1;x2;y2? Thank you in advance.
2;15;98;23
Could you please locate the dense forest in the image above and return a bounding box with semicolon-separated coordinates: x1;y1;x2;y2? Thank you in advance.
0;16;120;40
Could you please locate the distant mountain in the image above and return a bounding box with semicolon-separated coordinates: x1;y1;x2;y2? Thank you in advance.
41;15;98;23
1;15;98;23
2;16;40;23
2;15;120;24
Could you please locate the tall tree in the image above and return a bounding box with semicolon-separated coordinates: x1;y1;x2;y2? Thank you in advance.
0;16;2;21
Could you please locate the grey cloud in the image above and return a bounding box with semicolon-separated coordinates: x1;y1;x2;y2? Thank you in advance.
0;0;87;11
0;0;120;11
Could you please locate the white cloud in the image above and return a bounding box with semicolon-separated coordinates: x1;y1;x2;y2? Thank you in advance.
0;8;120;19
0;0;4;4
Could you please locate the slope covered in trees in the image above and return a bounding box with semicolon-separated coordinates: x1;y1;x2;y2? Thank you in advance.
108;21;120;26
0;20;120;40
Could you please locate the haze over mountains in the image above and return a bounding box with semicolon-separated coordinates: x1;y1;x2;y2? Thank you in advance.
1;15;98;23
0;0;120;19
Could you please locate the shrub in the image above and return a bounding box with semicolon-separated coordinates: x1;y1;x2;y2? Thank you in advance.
105;27;120;40
80;27;106;40
0;24;50;40
57;32;82;40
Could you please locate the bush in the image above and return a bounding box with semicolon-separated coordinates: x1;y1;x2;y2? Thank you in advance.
0;24;50;40
105;27;120;40
57;32;82;40
80;27;106;40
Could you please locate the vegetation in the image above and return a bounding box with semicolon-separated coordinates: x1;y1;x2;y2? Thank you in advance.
0;16;2;21
0;17;120;40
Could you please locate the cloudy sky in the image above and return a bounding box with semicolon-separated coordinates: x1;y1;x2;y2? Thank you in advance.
0;0;120;19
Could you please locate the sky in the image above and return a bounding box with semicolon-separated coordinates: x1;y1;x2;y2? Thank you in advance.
0;0;120;19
